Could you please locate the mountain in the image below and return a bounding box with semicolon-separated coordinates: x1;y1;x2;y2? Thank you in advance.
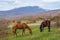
0;6;46;18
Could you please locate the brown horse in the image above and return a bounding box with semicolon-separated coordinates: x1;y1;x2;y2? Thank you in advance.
12;22;32;36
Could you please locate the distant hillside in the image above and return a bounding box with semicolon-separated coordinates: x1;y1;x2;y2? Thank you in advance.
0;6;60;20
0;6;46;18
35;9;60;19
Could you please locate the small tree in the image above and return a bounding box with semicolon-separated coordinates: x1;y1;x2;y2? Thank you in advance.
52;16;60;27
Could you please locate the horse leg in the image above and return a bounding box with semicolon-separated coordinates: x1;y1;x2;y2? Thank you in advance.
22;29;25;36
13;29;17;37
48;25;50;32
47;20;51;32
42;27;44;31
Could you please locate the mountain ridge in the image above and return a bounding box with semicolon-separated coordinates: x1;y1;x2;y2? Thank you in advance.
0;6;47;18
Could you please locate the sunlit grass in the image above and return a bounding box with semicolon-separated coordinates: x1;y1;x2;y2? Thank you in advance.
7;25;60;40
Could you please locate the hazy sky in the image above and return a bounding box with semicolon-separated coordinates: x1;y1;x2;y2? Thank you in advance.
0;0;60;11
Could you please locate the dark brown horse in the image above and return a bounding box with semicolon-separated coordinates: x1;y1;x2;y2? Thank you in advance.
12;22;32;36
40;20;51;32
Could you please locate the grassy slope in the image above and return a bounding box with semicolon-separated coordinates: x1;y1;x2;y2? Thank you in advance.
8;25;60;40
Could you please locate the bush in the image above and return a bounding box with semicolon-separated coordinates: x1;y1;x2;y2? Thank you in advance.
0;19;9;40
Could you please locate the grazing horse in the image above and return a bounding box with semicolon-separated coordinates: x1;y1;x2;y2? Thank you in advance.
12;22;32;36
40;20;51;32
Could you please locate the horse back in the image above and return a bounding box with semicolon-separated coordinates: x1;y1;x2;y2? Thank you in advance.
22;23;29;28
16;23;28;29
12;23;30;29
40;20;50;27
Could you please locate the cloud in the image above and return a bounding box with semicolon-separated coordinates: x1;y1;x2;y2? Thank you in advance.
42;0;60;2
0;0;60;11
0;0;17;10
